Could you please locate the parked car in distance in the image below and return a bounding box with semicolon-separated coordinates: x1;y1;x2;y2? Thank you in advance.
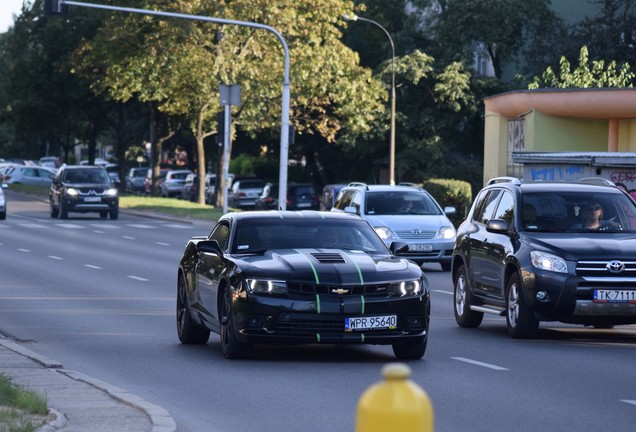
104;164;121;187
125;167;148;194
452;176;636;339
38;156;60;169
49;165;119;220
180;173;216;202
331;182;456;271
0;184;6;219
0;165;56;186
255;182;320;210
227;177;265;210
176;210;430;360
320;184;346;211
144;168;169;194
160;169;192;198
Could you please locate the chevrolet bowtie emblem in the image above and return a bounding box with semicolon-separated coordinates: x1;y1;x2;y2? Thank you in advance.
331;288;349;295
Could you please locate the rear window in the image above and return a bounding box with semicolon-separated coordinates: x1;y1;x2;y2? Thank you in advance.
290;186;315;196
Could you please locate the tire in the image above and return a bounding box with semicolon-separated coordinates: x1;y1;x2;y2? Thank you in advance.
176;274;209;344
220;288;253;359
0;211;5;220
50;200;58;218
505;272;539;338
392;339;427;360
110;209;119;220
59;201;68;219
440;262;451;272
454;265;483;328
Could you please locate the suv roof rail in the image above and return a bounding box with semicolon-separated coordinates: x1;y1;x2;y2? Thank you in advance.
347;182;368;188
577;177;615;187
487;176;521;185
397;182;423;190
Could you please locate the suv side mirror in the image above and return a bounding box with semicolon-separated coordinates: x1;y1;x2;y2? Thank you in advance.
344;205;358;215
196;239;223;256
444;206;456;216
486;219;508;234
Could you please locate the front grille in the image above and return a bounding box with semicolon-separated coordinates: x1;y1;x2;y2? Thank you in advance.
287;282;389;296
77;187;107;194
395;230;435;240
274;317;400;336
576;260;636;277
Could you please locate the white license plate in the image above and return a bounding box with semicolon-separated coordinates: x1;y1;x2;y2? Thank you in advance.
408;243;433;252
297;203;311;207
345;315;397;331
84;197;101;203
594;289;636;303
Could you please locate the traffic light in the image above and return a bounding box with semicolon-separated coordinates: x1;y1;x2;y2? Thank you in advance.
44;0;68;16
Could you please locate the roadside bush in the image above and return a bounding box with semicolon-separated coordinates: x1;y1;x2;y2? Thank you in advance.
421;178;472;227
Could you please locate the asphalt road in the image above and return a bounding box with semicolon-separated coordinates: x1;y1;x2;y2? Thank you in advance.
1;191;636;432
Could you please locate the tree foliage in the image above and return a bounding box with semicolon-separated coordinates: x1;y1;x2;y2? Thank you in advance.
528;45;635;88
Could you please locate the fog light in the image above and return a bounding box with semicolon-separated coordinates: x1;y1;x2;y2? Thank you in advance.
245;315;266;328
536;291;547;301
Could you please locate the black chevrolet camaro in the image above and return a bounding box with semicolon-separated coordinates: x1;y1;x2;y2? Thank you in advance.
177;211;430;359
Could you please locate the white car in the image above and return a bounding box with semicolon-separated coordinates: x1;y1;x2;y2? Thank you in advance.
331;182;456;271
1;165;56;186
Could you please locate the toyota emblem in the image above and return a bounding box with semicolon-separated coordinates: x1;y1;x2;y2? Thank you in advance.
606;260;625;273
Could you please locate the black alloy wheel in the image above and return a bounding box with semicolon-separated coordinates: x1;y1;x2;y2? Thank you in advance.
176;274;209;344
453;265;484;328
220;287;253;359
505;272;539;338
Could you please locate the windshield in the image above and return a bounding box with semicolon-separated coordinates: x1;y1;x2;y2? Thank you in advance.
522;191;636;233
365;191;442;216
231;218;388;254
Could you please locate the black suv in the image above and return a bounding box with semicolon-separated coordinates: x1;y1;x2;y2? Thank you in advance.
49;165;119;220
452;177;636;338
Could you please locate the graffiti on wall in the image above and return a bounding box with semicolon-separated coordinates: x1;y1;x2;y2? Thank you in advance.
530;165;585;182
610;172;636;200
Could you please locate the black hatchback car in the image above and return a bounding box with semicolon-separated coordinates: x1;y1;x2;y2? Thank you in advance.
49;165;119;220
177;211;430;359
452;177;636;338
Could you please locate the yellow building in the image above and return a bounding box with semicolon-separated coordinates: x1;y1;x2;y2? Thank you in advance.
483;88;636;186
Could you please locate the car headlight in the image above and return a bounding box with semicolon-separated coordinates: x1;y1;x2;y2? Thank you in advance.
374;226;396;241
66;188;79;197
437;226;456;239
104;188;118;197
246;279;287;294
530;251;567;273
388;279;422;297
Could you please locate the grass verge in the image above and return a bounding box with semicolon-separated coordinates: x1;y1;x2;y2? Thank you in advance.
0;373;48;432
4;184;224;222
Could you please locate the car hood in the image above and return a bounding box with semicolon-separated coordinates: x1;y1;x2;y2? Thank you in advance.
63;182;114;189
523;233;636;260
363;214;451;230
232;248;420;284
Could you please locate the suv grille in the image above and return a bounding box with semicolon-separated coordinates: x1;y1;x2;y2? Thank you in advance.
287;282;389;296
576;260;636;277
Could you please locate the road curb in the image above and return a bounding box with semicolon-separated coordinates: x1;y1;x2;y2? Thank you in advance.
0;339;176;432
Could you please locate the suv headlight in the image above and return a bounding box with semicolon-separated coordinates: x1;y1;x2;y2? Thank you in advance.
530;251;567;273
66;187;79;197
104;188;118;197
374;226;396;241
388;279;422;296
246;279;287;294
437;226;456;239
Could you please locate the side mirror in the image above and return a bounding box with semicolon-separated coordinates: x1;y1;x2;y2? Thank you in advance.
196;239;223;255
389;241;409;255
444;206;456;216
343;205;358;215
486;219;508;234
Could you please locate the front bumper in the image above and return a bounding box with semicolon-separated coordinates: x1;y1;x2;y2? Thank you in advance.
63;195;118;213
391;238;455;265
233;291;429;345
521;265;636;325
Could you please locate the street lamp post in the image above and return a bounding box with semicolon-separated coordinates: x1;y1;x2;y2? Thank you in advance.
344;14;396;185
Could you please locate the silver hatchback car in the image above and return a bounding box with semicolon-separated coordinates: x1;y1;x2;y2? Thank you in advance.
331;183;456;270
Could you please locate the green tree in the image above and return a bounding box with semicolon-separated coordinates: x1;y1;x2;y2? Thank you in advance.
528;45;635;88
75;0;386;203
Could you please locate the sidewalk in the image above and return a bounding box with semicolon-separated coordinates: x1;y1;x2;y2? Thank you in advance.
0;338;176;432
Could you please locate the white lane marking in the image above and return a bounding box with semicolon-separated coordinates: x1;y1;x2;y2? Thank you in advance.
123;236;136;240
17;248;30;253
127;276;149;282
84;264;102;269
18;223;47;228
55;223;84;229
162;224;191;229
451;357;509;371
155;242;170;246
621;400;636;406
90;224;118;229
93;230;105;234
127;224;155;229
433;290;452;295
48;256;64;260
